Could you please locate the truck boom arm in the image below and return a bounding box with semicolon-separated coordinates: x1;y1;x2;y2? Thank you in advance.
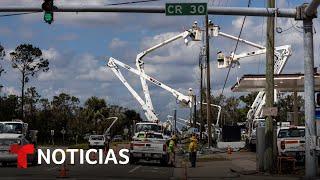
107;60;158;122
213;26;292;121
136;29;200;112
109;57;193;107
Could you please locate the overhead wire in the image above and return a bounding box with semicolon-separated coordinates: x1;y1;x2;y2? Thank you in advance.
105;0;162;6
221;0;252;95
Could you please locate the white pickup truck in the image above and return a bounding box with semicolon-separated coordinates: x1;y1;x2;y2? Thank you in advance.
129;132;169;165
277;126;305;162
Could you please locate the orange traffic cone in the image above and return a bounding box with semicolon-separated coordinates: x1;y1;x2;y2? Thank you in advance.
90;152;97;160
227;146;232;155
57;163;68;178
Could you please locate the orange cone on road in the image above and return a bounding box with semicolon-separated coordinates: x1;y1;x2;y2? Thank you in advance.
227;146;232;155
58;163;68;178
90;152;97;160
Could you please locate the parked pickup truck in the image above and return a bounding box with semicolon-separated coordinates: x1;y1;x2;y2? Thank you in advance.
129;132;168;165
277;126;305;162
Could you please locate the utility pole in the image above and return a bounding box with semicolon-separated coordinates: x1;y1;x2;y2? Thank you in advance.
264;0;275;172
303;1;319;176
174;109;177;135
199;53;204;140
205;14;212;147
193;95;197;128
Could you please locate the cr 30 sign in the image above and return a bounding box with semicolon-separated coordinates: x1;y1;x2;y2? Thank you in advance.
165;3;207;16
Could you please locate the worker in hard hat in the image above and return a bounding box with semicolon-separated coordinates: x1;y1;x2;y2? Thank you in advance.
168;135;177;166
217;51;225;62
188;133;198;168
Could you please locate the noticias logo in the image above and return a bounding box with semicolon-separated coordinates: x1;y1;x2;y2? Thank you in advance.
10;144;130;168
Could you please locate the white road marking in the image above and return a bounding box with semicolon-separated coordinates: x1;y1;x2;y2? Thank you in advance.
129;165;141;173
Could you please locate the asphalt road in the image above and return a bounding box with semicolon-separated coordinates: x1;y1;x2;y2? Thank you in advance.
0;159;175;180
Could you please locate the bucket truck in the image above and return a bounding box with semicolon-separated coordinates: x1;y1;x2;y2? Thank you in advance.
135;22;202;111
211;24;292;148
107;57;194;140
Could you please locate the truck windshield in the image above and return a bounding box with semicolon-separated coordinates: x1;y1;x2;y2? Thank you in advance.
136;124;161;133
278;128;305;138
136;133;163;139
90;136;104;141
0;139;21;146
0;123;23;134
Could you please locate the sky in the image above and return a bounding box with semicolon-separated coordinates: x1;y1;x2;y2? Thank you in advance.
0;0;318;122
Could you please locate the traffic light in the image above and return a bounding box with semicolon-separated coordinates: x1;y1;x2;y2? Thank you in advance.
42;0;54;24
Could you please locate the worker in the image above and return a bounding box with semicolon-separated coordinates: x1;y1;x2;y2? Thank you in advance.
188;133;198;168
217;51;225;62
168;135;177;166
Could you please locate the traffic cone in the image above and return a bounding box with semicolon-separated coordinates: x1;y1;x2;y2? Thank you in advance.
227;146;232;155
90;152;97;160
57;163;68;178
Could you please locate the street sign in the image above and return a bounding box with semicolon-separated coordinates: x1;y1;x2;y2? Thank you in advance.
262;107;278;117
165;3;207;16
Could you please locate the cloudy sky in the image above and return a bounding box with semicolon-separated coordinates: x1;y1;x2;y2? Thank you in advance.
0;0;318;121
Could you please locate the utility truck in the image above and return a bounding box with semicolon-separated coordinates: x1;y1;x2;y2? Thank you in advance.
277;126;305;162
129;131;168;165
0;120;38;166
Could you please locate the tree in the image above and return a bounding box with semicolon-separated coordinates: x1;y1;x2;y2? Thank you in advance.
52;93;80;135
9;44;49;119
24;87;41;122
0;95;20;121
276;93;304;123
84;96;107;112
239;92;258;111
0;44;5;77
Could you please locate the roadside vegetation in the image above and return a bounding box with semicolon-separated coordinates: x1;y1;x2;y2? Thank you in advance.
0;44;142;145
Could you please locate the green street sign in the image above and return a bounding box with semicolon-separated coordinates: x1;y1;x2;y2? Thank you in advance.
165;3;207;16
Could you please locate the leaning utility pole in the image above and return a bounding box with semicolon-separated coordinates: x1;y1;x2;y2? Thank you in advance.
205;14;212;147
264;0;275;172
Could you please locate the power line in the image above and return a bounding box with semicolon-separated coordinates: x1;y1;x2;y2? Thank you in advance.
0;12;39;18
221;0;251;95
105;0;161;6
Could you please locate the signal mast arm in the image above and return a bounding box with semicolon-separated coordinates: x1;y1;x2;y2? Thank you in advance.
107;60;158;122
109;57;193;107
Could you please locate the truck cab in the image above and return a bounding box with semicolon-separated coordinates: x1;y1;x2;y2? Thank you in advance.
0;120;28;136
